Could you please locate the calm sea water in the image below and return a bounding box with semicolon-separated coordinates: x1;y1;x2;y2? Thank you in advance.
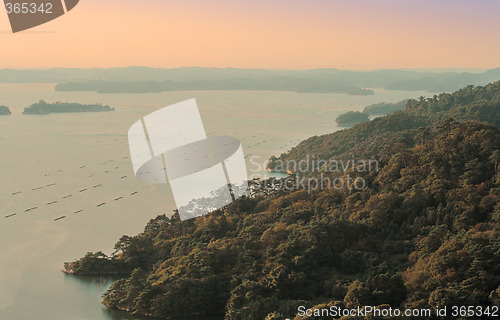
0;84;430;320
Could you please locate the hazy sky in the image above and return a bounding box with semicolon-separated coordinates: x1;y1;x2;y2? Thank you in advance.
1;0;499;69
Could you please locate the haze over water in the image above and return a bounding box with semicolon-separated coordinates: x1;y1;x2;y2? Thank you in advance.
0;84;429;320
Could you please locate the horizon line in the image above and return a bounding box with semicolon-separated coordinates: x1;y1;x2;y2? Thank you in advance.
0;66;498;73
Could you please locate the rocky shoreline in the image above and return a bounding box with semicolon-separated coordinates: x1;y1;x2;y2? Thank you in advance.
61;261;128;276
61;252;131;276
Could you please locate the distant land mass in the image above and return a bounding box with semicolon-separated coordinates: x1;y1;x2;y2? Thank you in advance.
0;105;11;115
54;79;374;95
1;67;500;93
23;100;115;115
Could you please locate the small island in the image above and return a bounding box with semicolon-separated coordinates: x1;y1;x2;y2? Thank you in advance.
23;100;115;115
335;110;370;126
0;105;12;115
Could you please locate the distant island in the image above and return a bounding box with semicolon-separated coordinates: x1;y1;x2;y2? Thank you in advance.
54;79;375;95
23;100;115;115
336;110;369;126
0;105;11;115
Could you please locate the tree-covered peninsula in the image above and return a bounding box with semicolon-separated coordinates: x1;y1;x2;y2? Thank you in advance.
335;100;408;128
23;100;114;115
62;252;131;275
66;81;500;319
362;99;408;115
335;111;370;126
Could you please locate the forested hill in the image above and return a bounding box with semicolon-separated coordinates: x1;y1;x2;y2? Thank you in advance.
269;81;500;171
68;82;500;319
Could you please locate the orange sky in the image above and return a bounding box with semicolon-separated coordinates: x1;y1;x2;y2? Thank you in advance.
1;0;499;69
